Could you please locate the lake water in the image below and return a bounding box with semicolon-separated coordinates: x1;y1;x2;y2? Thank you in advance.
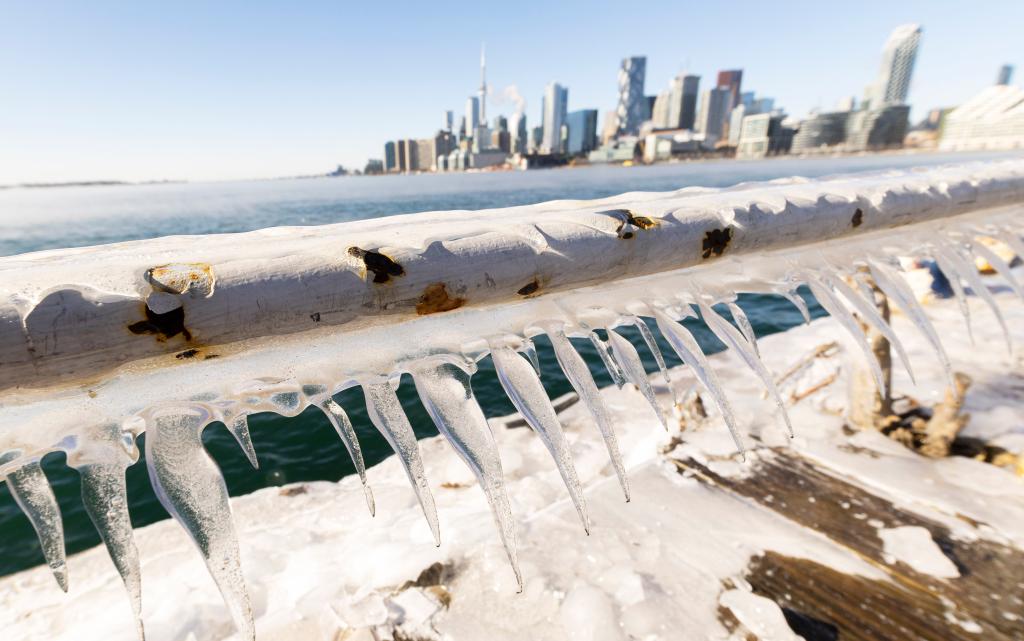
0;151;1015;578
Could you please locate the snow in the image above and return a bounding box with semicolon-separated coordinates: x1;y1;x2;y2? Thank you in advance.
1;281;1022;640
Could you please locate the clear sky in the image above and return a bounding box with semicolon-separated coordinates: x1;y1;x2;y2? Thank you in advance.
1;1;1020;184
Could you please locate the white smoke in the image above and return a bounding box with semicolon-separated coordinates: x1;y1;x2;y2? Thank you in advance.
495;84;527;116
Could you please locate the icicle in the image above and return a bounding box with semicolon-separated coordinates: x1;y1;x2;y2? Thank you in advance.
934;243;1012;354
489;344;590;533
867;259;955;388
69;424;144;640
969;239;1024;301
631;316;677;406
411;361;521;590
780;287;812;325
362;382;440;546
931;251;975;345
803;275;886;394
653;309;746;457
226;415;259;469
520;335;542;377
319;399;375;516
606;328;667;429
145;406;254;641
5;460;67;592
543;323;630;502
588;331;626;388
824;270;916;385
697;301;794;437
726;301;760;358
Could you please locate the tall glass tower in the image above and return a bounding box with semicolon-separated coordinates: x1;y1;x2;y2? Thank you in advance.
615;56;646;136
868;24;922;108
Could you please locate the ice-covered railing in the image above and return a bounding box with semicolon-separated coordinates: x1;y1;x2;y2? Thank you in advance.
2;160;1024;639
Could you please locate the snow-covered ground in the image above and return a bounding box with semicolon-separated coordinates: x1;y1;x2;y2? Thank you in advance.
1;284;1022;641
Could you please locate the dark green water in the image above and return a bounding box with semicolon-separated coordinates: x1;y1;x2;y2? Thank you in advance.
0;151;1007;578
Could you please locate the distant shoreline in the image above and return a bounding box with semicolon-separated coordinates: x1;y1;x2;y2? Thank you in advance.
0;179;186;191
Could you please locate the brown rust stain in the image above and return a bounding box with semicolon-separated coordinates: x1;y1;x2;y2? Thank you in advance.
416;283;465;315
128;304;192;341
701;227;733;259
517;278;541;297
175;348;200;360
348;246;404;283
851;208;864;228
147;262;215;297
601;208;659;239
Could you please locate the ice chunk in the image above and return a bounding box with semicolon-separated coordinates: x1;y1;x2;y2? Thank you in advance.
362;382;441;546
697;301;794;438
606;328;667;429
5;460;67;592
489;344;590;533
653;309;746;456
144;406;253;640
726;302;760;358
319;398;375;516
544;323;630;502
411;361;521;590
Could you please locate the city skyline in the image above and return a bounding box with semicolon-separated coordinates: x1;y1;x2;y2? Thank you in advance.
2;1;1021;183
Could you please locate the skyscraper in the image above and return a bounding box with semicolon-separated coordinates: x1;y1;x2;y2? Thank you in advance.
616;56;646;136
541;82;568;154
866;24;922;108
478;44;488;125
466;96;480;137
671;74;700;130
997;64;1014;86
695;87;731;143
383;141;397;173
509;112;528;154
716;70;743;111
443;110;453;132
566;109;598;156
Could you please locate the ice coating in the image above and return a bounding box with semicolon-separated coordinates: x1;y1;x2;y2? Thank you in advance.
410;361;521;590
697;301;794;438
803;274;887;393
631;315;677;406
726;302;760;358
5;460;68;592
932;251;975;344
543;323;630;502
654;309;746;456
823;269;916;385
319;398;375;516
866;259;956;389
932;244;1012;354
226;415;260;470
588;331;626;388
606;327;667;429
489;343;590;533
520;335;542;377
362;382;441;546
144;406;254;640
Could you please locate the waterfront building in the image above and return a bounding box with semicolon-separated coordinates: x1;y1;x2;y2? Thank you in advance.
396;139;409;172
601;111;620;144
717;70;743;111
383;141;397;173
997;64;1014;86
736;113;794;159
836;96;857;112
466;96;481;138
727;96;775;146
363;159;384;175
865;24;921;108
566;109;598;156
530;125;543;153
651;91;671;129
492;129;511;153
468;149;508;170
845;104;911;151
541;82;568;154
443;110;453;132
433;130;456;163
939;84;1024;151
791;111;852;153
588;137;640;164
615;56;647;136
642;130;707;163
695;86;731;145
457;116;467;140
672;74;700;130
509;112;528;154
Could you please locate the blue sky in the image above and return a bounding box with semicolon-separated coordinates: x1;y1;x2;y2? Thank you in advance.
1;1;1020;183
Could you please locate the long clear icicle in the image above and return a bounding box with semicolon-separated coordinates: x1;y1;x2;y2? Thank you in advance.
933;243;1012;354
520;336;542;377
780;287;812;324
867;258;955;388
653;309;746;457
6;460;68;592
697;301;794;438
489;344;590;533
544;323;630;502
588;331;626;388
932;251;975;345
145;406;253;641
631;316;677;405
803;274;887;394
411;361;521;590
606;328;668;429
70;424;144;640
969;239;1024;301
226;415;259;469
320;398;375;516
362;382;441;546
726;301;760;358
823;269;917;384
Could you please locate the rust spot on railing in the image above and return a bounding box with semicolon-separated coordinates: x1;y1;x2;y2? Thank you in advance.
348;247;404;283
416;283;465;315
601;209;659;239
517;278;541;297
702;227;733;259
128;305;192;342
852;208;864;228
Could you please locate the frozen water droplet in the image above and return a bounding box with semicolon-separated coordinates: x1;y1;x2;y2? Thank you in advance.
727;302;760;359
226;415;259;470
6;460;67;592
544;323;630;502
698;301;794;438
362;382;440;546
145;406;254;640
607;328;667;429
588;331;626;388
490;344;590;533
934;243;1012;354
867;259;955;389
653;309;746;457
411;361;521;590
320;399;375;516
